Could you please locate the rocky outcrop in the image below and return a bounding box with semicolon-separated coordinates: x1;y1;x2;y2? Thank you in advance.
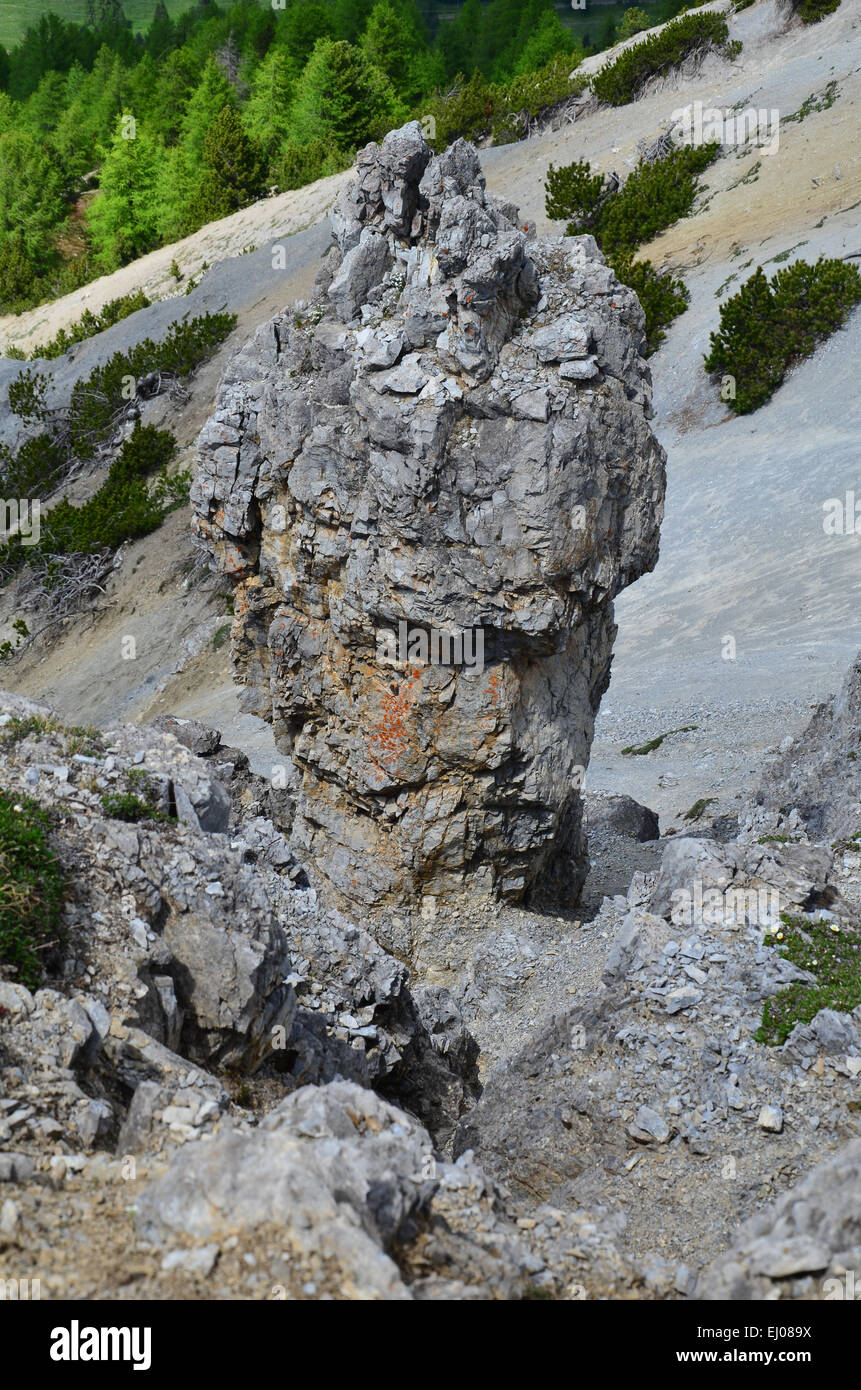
134;1078;643;1300
452;832;861;1283
751;650;861;842
696;1139;861;1299
192;121;665;911
585;792;660;842
0;694;478;1148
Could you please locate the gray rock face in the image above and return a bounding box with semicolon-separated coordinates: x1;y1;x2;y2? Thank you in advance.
0;692;480;1146
752;650;861;840
134;1079;539;1300
585;792;660;842
697;1140;861;1299
192;121;665;911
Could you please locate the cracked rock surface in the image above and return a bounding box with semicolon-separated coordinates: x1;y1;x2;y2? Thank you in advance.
192;122;665;911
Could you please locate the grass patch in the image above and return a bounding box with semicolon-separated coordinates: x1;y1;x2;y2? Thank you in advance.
0;790;65;989
621;725;697;755
0;714;104;756
704;258;861;413
100;768;174;824
755;912;861;1046
784;81;840;124
212;623;231;652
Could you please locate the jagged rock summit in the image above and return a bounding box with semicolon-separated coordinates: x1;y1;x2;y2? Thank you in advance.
193;121;666;911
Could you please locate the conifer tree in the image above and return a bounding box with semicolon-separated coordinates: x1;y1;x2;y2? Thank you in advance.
242;48;298;160
288;38;403;152
180;57;235;166
191;105;266;222
86;114;163;267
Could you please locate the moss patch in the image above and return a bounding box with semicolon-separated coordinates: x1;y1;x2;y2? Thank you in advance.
755;912;861;1046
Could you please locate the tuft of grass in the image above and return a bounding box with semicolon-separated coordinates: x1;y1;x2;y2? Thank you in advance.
621;725;697;755
755;912;861;1046
100;769;174;824
0;790;65;989
1;713;65;745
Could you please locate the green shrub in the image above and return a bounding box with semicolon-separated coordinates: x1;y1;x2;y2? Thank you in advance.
276;139;351;191
0;424;191;587
23;291;152;361
755;913;861;1045
592;13;738;106
40;423;177;557
66;311;236;461
612;254;690;354
704;258;861;413
545;158;607;236
547;142;718;256
0;433;67;498
422;69;496;149
791;0;840;21
100;769;173;824
4;312;236;497
490;54;586;144
0;790;65;989
546;145;718;353
423;55;586;151
619;8;651;40
0;233;42;313
599;143;719;256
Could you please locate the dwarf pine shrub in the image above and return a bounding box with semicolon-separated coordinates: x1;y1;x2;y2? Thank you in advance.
1;312;235;510
545;144;718;352
39;423;180;557
704;258;861;412
0;790;65;989
592;12;738;106
790;0;840;21
547;143;718;256
421;54;586;152
612;255;690;354
24;291;152;361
